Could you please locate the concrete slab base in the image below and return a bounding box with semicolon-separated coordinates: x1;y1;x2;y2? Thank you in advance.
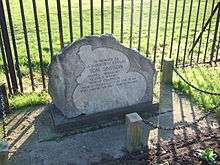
49;102;159;133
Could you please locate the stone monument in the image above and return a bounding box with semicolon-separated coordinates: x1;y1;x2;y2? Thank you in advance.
48;35;158;131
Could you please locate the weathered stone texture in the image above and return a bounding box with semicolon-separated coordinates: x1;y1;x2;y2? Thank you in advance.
49;35;155;118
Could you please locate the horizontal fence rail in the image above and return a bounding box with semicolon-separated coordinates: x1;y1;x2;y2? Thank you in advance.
0;0;219;94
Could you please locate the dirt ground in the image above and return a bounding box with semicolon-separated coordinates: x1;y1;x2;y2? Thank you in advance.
100;128;220;164
2;84;220;165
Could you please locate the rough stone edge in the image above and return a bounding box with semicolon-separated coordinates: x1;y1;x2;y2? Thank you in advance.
49;34;155;75
48;102;159;133
48;34;156;118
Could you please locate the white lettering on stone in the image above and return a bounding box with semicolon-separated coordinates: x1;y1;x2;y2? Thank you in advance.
72;45;147;113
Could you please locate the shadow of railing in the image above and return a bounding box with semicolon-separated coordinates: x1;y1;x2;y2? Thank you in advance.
179;70;209;147
6;106;47;164
6;110;33;137
153;74;219;163
189;99;207;148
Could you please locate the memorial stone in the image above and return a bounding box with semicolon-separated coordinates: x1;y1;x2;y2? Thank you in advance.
48;35;156;118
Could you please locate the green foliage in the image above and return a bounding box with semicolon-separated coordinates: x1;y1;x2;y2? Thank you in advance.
201;148;217;164
9;91;50;110
0;0;217;76
173;66;220;113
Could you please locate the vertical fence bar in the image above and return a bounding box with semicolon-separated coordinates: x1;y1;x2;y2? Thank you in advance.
120;0;124;43
90;0;94;35
32;0;46;89
0;85;7;139
0;0;18;93
161;0;170;70
0;32;12;94
146;0;152;56
216;34;220;62
129;0;134;48
203;0;215;63
137;0;143;51
153;0;161;63
169;0;178;58
183;0;193;66
0;83;10;115
175;0;186;67
190;0;201;65
188;4;219;57
101;0;104;34
19;0;35;91
45;0;53;60
68;0;73;42
111;0;114;34
56;0;64;48
79;0;83;37
5;0;23;92
197;0;208;63
210;6;219;63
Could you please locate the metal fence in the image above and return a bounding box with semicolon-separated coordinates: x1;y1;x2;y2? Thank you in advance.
0;0;219;94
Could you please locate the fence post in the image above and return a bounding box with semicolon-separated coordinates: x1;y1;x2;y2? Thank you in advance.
56;0;64;49
0;32;12;95
0;0;18;94
0;141;9;165
161;58;174;84
0;84;9;165
125;112;144;152
210;4;220;63
0;84;10;116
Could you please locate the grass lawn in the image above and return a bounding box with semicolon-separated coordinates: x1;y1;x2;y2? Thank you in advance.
9;91;50;110
0;0;218;78
3;64;219;114
0;0;219;139
173;65;220;113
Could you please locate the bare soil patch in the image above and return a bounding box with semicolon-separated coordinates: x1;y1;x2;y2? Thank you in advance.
100;128;220;165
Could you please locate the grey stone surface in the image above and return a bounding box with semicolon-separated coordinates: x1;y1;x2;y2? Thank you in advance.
161;58;174;84
50;102;159;132
48;34;155;118
0;141;9;165
125;113;144;152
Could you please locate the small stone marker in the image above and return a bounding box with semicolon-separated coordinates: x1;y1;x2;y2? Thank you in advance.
125;112;144;152
161;58;174;84
0;141;9;165
49;35;156;118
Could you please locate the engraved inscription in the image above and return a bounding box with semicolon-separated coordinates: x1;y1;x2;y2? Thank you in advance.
72;45;147;113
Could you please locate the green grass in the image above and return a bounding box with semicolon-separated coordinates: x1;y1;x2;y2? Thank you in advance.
0;0;218;79
5;65;219;112
173;65;220;113
9;91;50;110
0;0;219;116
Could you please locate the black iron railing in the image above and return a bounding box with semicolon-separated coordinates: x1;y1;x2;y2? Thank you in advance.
0;0;219;94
